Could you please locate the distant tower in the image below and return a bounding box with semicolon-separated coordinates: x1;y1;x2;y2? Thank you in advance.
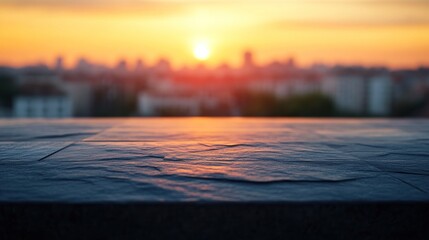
76;58;90;72
157;58;171;69
243;50;254;68
135;58;145;72
155;58;171;77
156;58;171;73
116;59;127;72
55;56;64;72
286;57;295;68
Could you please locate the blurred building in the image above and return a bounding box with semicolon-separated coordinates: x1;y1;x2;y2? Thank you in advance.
368;75;393;116
13;84;72;118
135;59;145;73
17;65;61;86
55;56;64;73
323;75;367;115
64;81;92;117
116;59;128;74
243;50;254;68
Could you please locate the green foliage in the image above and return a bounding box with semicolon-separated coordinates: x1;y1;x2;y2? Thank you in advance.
278;93;335;117
0;73;18;108
235;90;335;117
237;91;277;116
391;99;426;117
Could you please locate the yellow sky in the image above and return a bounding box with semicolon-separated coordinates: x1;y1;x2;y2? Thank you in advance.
1;0;429;68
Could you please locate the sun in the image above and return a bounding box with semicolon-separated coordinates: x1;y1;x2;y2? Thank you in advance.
193;42;211;61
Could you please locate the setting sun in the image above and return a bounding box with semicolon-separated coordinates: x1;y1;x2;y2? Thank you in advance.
193;43;211;61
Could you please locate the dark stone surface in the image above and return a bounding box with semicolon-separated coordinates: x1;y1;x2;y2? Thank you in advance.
1;118;429;201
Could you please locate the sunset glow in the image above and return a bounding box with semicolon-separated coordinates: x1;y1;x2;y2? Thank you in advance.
193;42;211;61
0;0;429;68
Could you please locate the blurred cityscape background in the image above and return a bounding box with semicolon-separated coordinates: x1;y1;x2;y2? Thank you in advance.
1;52;429;118
1;0;429;118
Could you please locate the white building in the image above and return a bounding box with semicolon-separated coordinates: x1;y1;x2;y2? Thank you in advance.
322;75;367;114
13;96;72;118
368;75;392;116
13;83;72;118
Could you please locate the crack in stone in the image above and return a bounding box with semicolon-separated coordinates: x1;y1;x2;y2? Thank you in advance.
38;143;75;161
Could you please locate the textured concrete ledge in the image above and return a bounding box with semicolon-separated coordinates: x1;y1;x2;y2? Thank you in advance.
1;118;429;202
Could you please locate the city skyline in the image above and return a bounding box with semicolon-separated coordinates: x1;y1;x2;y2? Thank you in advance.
1;51;428;71
1;0;429;68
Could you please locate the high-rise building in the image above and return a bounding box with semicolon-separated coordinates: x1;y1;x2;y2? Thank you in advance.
116;59;127;72
243;50;254;68
135;59;145;72
55;56;64;72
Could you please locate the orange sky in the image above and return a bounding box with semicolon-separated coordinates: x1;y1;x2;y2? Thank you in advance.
1;0;429;68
